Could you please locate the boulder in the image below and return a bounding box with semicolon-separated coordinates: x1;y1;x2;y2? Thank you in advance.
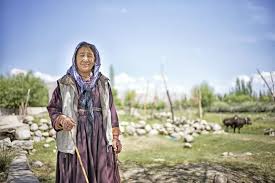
136;129;146;136
39;124;49;131
148;129;159;136
49;128;56;137
183;143;192;148
0;115;24;134
183;135;194;143
15;125;31;140
30;123;39;132
23;116;34;124
12;140;33;150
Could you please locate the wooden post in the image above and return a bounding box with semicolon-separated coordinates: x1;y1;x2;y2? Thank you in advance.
161;64;175;122
198;87;203;119
257;69;275;102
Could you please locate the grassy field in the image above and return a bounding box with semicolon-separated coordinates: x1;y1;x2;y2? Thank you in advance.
28;111;275;182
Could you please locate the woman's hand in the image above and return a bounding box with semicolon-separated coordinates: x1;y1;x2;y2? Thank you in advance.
55;115;76;131
112;138;122;154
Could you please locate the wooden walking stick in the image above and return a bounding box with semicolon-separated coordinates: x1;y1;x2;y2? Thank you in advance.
69;131;89;183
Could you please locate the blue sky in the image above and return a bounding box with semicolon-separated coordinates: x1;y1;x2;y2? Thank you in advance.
0;0;274;96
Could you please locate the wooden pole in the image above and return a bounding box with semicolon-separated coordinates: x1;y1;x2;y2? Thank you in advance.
257;69;275;101
70;131;89;183
161;64;175;122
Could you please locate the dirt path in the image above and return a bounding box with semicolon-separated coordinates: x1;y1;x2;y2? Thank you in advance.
119;163;275;183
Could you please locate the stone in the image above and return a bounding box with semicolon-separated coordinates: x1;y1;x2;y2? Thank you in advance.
183;135;194;143
184;143;192;148
7;154;40;183
30;123;39;132
148;129;159;136
12;140;33;150
15;125;31;140
213;174;228;183
245;152;252;156
164;122;173;128
39;123;49;131
126;125;136;135
42;132;49;137
212;124;222;131
49;128;56;137
45;137;55;143
136;129;146;136
43;144;50;148
33;136;42;142
0;115;24;134
138;120;146;126
34;130;42;137
145;124;152;132
32;160;44;168
201;130;209;135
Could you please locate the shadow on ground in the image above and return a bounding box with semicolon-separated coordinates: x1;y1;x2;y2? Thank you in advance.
119;162;275;183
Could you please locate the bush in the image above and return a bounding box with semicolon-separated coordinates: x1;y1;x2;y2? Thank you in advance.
0;72;48;108
0;147;15;173
207;101;275;113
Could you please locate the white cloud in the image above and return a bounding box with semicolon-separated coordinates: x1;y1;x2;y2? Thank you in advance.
114;72;189;102
9;68;60;83
10;68;28;75
33;71;60;83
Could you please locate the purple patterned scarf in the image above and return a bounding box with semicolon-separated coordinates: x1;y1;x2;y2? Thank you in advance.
67;41;101;94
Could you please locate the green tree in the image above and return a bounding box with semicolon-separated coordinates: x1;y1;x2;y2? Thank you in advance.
109;64;115;87
112;88;122;108
0;72;49;109
191;82;216;108
124;90;136;114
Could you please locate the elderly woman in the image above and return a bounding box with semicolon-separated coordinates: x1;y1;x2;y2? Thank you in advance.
47;41;121;183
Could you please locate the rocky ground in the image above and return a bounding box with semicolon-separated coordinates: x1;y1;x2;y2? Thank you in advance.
119;163;275;183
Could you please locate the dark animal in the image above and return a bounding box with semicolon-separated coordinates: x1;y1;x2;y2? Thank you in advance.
223;115;252;133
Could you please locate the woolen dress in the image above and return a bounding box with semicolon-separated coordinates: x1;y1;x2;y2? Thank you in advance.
47;77;120;183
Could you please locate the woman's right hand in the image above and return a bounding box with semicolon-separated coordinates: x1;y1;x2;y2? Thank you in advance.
55;115;76;131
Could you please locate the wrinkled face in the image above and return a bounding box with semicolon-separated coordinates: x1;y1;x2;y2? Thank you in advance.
76;46;95;74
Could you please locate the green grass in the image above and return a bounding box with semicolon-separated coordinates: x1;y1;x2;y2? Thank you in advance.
28;141;56;183
28;112;275;182
120;133;275;177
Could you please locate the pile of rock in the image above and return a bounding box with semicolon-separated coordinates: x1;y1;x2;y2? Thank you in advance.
120;116;224;148
0;115;55;152
23;116;56;142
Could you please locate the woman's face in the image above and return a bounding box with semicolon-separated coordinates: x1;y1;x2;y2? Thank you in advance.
76;46;95;74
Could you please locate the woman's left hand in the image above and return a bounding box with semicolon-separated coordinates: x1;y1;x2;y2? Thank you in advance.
112;138;122;154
